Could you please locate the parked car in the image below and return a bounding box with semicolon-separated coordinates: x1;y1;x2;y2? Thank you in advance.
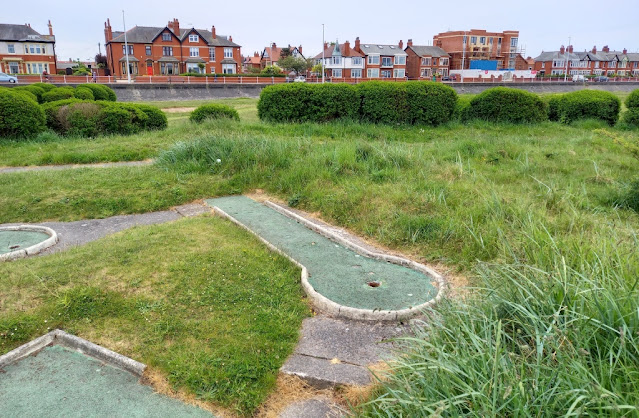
0;72;18;83
572;74;586;82
593;76;609;82
293;76;306;83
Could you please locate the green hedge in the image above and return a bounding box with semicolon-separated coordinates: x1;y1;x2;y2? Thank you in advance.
31;82;57;92
464;87;548;123
258;81;456;125
74;87;95;100
625;89;639;109
190;104;239;123
135;104;168;130
623;109;639;126
13;85;45;103
0;89;46;138
77;84;117;101
549;90;620;125
42;87;76;103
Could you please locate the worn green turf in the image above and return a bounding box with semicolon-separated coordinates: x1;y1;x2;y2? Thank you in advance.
0;216;308;415
207;196;437;310
0;230;50;255
0;345;213;417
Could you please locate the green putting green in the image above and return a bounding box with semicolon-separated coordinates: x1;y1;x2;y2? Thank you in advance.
206;196;438;311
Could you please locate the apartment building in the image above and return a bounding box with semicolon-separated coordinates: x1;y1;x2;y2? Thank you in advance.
0;22;57;75
314;39;365;79
432;29;527;70
260;43;304;68
534;45;639;76
355;38;407;78
404;40;450;79
104;18;241;77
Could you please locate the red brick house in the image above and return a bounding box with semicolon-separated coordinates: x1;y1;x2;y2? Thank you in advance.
104;18;241;77
355;38;407;79
534;45;639;77
313;39;365;79
260;43;304;69
404;40;450;79
243;52;261;72
0;22;57;75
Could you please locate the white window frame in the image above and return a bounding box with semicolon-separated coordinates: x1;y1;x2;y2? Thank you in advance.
420;68;431;77
162;33;171;41
186;63;202;73
421;57;431;66
381;56;392;67
352;57;362;66
394;55;406;65
209;48;216;62
332;69;342;78
470;36;477;43
351;69;362;78
393;69;405;78
381;69;392;78
440;58;449;66
331;56;341;65
224;48;233;58
190;47;199;57
189;34;199;43
367;54;380;65
145;45;152;56
7;44;15;54
511;38;518;47
222;63;235;74
367;68;379;78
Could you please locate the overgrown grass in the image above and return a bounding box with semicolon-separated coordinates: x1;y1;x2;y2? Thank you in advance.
0;216;308;415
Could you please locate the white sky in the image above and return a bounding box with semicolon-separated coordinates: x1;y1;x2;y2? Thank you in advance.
9;1;639;62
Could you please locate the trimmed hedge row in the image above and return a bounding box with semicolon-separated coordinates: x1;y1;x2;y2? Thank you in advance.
463;87;547;123
624;90;639;127
190;104;240;123
548;90;621;125
258;81;457;126
0;89;46;138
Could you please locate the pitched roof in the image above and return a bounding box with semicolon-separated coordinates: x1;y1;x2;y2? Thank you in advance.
0;23;54;42
359;43;406;56
534;50;581;62
313;43;364;59
406;45;449;58
109;25;239;47
261;45;304;62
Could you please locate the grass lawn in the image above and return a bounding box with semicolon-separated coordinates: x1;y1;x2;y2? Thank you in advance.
0;215;308;415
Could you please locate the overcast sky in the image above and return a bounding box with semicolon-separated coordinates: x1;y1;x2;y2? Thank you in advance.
8;1;639;62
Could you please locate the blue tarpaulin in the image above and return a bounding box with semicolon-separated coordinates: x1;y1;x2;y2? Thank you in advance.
470;60;498;70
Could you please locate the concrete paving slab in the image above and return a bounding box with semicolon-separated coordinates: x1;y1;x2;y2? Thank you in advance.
279;397;344;418
281;355;372;389
175;202;213;217
0;345;212;417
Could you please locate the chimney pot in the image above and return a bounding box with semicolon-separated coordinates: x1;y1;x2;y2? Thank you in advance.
354;37;360;51
211;26;216;38
623;48;627;54
344;40;350;55
407;39;413;47
559;45;565;54
592;45;597;54
229;36;232;42
603;45;609;53
298;45;302;54
398;39;403;49
568;45;573;53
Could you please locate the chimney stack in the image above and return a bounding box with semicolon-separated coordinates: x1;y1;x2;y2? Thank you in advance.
354;36;360;52
623;48;627;54
298;45;302;54
592;45;597;54
229;36;232;42
172;18;179;35
568;45;573;54
48;20;53;36
344;40;350;55
211;25;216;38
603;45;610;53
272;42;276;48
559;45;565;54
324;42;328;51
398;39;403;49
254;51;259;57
407;39;413;47
104;19;113;42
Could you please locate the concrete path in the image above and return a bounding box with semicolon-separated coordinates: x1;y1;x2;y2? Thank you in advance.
0;345;212;417
279;397;344;418
0;160;152;174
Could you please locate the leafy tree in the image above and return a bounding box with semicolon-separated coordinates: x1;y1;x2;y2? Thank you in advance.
280;47;292;59
260;65;282;76
72;60;92;76
278;56;312;75
311;63;323;75
95;53;107;69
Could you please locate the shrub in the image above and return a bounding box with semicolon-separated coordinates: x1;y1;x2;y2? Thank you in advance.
41;99;85;132
626;89;639;109
134;104;168;130
42;87;76;103
452;94;473;121
74;87;95;100
77;84;116;101
0;88;46;138
13;85;45;103
624;109;639;127
309;83;360;122
31;82;57;92
404;82;457;125
190;103;239;123
258;83;314;122
464;87;548;123
56;102;102;137
550;90;620;125
7;87;38;103
358;81;410;124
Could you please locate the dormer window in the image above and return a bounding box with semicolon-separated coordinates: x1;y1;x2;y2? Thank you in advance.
189;34;199;42
162;32;171;41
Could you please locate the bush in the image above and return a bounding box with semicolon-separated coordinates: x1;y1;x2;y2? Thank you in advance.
41;99;85;132
550;90;620;125
56;102;102;137
42;87;76;103
624;109;639;127
625;89;639;109
0;88;46;138
13;85;45;103
76;84;116;101
99;103;148;135
190;103;239;123
135;104;168;130
7;87;38;103
464;87;548;123
31;82;57;92
452;94;473;121
74;87;95;101
358;81;410;124
309;84;360;122
404;82;457;125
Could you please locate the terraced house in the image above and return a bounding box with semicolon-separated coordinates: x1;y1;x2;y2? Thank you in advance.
314;39;365;79
404;40;450;79
356;38;407;79
260;43;304;69
533;45;639;76
0;22;56;75
104;18;241;77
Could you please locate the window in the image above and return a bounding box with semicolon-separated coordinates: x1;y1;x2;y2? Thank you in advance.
189;34;199;42
121;61;138;75
420;68;431;77
222;63;235;74
498;38;502;45
190;47;199;57
381;70;392;78
29;45;35;53
352;57;362;66
394;55;406;65
224;48;233;58
122;45;134;55
489;37;493;45
393;69;405;78
163;47;173;56
367;55;380;65
480;37;486;44
351;69;362;78
608;60;617;68
510;37;518;47
421;57;431;66
470;36;477;43
381;56;392;67
332;69;342;78
440;58;449;66
331;56;341;65
7;44;15;53
160;62;175;75
552;60;565;68
209;48;216;62
441;68;449;76
162;33;171;41
367;68;379;78
432;58;438;66
145;45;152;56
186;63;203;73
462;35;467;44
8;62;19;74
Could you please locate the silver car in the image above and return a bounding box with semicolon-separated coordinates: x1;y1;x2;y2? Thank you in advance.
0;72;18;83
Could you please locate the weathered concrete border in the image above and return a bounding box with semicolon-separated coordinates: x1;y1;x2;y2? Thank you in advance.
0;329;146;377
0;225;58;261
211;200;445;321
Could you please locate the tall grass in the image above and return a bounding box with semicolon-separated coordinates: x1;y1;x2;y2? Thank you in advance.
361;226;639;416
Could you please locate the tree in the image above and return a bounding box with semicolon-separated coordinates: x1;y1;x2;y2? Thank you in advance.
72;60;91;76
311;63;323;75
197;62;206;73
260;65;282;76
278;56;312;75
95;53;107;69
280;47;292;59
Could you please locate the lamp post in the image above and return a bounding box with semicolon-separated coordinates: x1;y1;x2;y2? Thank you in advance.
564;36;570;82
123;10;131;83
322;24;325;84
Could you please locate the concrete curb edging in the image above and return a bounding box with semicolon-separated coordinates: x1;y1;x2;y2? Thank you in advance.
212;201;446;321
0;225;58;261
0;329;146;377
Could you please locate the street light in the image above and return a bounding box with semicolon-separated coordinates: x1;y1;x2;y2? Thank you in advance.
322;24;325;84
123;10;131;83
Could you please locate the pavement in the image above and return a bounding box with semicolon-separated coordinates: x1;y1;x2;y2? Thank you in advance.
0;345;212;417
